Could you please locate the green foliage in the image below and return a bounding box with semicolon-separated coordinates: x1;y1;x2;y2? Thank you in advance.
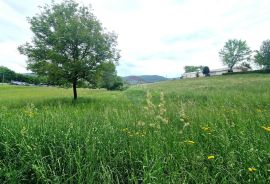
18;0;120;99
254;40;270;69
219;39;252;71
239;62;252;72
93;62;124;90
0;74;269;183
107;76;124;90
184;65;203;73
0;66;16;82
222;69;270;75
202;66;210;76
0;66;47;84
15;74;48;85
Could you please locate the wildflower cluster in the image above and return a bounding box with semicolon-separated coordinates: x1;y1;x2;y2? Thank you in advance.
122;128;146;137
256;108;266;113
201;126;210;132
23;103;38;118
156;92;168;124
144;91;155;114
144;91;169;127
179;108;189;124
178;107;190;134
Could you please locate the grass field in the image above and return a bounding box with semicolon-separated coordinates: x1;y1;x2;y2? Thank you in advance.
0;74;270;183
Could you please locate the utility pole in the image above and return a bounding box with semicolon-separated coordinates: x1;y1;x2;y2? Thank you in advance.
2;73;4;85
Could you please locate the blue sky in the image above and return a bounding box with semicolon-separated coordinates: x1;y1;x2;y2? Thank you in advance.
0;0;270;77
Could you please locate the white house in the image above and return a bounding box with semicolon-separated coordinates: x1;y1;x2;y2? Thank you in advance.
182;66;250;79
182;71;203;79
209;67;247;76
209;67;230;76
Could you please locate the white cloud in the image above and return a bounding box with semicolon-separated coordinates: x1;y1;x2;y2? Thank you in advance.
0;0;270;77
0;41;28;72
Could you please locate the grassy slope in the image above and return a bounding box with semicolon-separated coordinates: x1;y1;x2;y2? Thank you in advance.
0;74;270;183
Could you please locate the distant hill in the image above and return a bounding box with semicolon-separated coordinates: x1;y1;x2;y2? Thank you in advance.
122;75;169;84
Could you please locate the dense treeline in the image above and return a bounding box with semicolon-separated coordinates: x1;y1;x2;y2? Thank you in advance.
0;66;47;85
0;66;124;90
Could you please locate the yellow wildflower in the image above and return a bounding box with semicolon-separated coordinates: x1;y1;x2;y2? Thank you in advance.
137;121;145;127
122;128;129;132
127;131;133;137
256;109;262;112
207;155;215;160
185;140;195;144
202;127;210;131
261;126;270;132
248;167;257;172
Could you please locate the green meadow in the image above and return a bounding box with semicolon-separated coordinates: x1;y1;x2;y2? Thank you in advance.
0;74;270;183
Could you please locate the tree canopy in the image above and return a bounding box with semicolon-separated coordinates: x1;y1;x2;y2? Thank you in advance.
93;62;123;90
254;40;270;69
219;39;252;71
202;66;210;76
184;66;203;73
0;66;16;83
18;0;120;99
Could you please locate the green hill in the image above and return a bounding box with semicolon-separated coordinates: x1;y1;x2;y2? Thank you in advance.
122;75;168;84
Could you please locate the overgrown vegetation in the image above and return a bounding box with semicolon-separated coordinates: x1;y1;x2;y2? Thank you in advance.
0;74;269;183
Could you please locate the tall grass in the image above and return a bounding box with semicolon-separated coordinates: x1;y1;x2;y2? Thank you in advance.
0;74;269;183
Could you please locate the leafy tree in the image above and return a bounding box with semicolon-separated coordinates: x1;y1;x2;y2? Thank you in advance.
94;62;123;90
0;66;16;82
254;40;270;69
0;66;48;84
95;62;116;89
238;62;252;72
240;62;252;69
202;66;210;76
109;76;124;90
219;39;252;72
184;65;203;73
18;0;120;99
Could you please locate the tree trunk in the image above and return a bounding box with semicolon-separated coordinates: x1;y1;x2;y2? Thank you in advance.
73;80;77;100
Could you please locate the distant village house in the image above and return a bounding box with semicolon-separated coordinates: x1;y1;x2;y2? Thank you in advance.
182;66;250;79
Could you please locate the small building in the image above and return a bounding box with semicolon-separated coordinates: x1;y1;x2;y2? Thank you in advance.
182;66;251;79
182;71;203;79
209;67;247;76
209;68;230;76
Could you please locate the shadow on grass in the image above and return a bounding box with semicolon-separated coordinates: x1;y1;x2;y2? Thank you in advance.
40;97;100;106
3;96;102;109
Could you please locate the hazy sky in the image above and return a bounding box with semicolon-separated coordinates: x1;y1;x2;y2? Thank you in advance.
0;0;270;77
